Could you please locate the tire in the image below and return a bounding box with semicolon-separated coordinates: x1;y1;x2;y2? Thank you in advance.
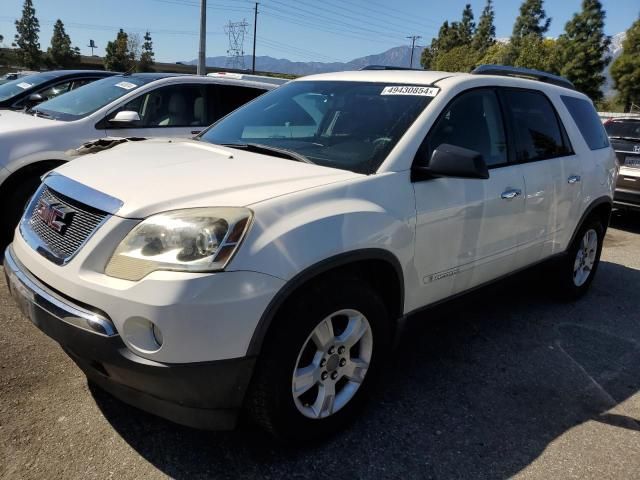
0;176;41;251
247;277;391;441
554;217;605;300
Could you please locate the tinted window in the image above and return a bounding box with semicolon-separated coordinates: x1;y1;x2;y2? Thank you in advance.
561;95;610;150
504;90;571;162
427;89;508;167
207;84;266;121
604;118;640;141
201;81;436;174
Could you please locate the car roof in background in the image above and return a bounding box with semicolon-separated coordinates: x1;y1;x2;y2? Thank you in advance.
207;71;289;86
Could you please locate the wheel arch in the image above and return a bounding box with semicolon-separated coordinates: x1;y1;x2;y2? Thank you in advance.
246;248;405;356
567;196;613;250
0;159;65;204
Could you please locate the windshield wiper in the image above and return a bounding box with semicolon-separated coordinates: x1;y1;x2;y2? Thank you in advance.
30;108;53;119
220;143;314;164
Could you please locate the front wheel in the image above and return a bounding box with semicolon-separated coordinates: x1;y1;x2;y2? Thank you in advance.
247;278;391;441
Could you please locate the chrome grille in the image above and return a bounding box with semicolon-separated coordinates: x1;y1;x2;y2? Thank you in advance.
24;186;108;262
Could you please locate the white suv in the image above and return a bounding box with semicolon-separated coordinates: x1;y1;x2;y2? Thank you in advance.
5;66;618;441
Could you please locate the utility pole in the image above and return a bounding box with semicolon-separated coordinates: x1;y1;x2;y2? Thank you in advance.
252;2;259;74
406;35;422;68
197;0;207;75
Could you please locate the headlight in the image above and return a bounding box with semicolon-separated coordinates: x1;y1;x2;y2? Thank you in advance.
105;207;252;281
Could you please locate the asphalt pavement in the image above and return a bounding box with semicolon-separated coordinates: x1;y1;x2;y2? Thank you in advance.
1;211;639;479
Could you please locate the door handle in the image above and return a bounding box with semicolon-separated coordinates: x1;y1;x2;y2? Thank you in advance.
567;175;581;184
501;189;522;200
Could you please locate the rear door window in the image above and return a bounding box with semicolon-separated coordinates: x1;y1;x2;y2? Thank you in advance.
503;90;572;162
561;95;610;150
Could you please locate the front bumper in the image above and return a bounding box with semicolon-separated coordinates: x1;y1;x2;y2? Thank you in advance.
4;246;256;430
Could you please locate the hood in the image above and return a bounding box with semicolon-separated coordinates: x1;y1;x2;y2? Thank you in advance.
54;138;361;218
0;109;56;134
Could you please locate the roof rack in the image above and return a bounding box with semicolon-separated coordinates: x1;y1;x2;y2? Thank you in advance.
471;65;575;90
360;65;423;71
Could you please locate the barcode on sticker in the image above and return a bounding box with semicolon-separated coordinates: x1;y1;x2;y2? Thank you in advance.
381;86;439;97
115;81;137;90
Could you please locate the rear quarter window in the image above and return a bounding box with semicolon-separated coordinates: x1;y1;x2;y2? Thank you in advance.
561;95;609;151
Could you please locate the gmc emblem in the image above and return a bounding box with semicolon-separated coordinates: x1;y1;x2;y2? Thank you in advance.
35;199;74;234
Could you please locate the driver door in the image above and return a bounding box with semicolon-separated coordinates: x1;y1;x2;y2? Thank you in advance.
411;88;526;307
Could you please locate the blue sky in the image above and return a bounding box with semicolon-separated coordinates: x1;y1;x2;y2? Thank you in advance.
1;0;638;63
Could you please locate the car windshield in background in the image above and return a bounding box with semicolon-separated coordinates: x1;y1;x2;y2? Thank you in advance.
200;81;437;173
0;73;55;101
604;119;640;140
34;76;150;121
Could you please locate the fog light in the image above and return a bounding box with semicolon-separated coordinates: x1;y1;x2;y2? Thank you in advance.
152;323;164;347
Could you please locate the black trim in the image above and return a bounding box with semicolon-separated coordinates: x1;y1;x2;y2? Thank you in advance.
246;249;405;356
471;65;575;91
567;196;613;248
5;257;255;430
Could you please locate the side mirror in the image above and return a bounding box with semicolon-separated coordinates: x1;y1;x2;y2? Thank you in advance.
109;110;141;124
25;93;44;108
412;143;489;181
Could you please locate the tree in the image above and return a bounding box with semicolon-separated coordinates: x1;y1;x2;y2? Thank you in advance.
128;32;142;62
556;0;610;101
514;37;560;73
472;0;496;54
13;0;41;69
104;29;134;72
611;18;640;112
138;31;155;72
511;0;552;43
432;44;480;72
478;41;511;65
47;19;80;68
457;4;475;45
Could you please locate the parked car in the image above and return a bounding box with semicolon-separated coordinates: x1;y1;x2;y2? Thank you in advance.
604;117;640;211
0;70;116;110
0;70;38;86
5;66;618;441
0;72;281;247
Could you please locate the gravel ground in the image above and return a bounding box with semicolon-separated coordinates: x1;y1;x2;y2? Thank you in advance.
1;211;639;479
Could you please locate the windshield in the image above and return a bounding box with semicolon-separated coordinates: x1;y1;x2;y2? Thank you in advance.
200;81;437;173
0;73;54;101
605;119;640;140
35;76;150;121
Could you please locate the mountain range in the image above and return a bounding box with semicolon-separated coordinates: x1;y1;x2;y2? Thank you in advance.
186;32;625;95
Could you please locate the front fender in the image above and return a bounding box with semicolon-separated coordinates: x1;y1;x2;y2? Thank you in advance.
228;171;417;289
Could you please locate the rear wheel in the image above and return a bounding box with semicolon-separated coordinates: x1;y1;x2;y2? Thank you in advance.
247;278;391;441
555;218;604;299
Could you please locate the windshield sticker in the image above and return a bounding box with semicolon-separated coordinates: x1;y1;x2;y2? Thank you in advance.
381;86;439;97
115;81;137;90
17;82;33;90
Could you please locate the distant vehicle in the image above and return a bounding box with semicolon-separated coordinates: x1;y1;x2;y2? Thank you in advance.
0;72;280;246
0;70;117;110
207;71;289;86
0;70;38;86
605;117;640;211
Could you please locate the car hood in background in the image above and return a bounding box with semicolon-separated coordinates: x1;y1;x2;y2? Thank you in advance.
0;109;57;134
53;138;361;218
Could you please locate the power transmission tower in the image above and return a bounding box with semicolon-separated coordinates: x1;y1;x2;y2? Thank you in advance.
406;35;422;68
225;19;249;70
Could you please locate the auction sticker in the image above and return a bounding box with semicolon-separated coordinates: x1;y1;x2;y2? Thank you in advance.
381;86;439;96
17;82;32;89
115;81;137;90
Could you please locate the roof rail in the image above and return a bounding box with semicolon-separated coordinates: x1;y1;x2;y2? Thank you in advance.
360;65;423;71
471;65;575;90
